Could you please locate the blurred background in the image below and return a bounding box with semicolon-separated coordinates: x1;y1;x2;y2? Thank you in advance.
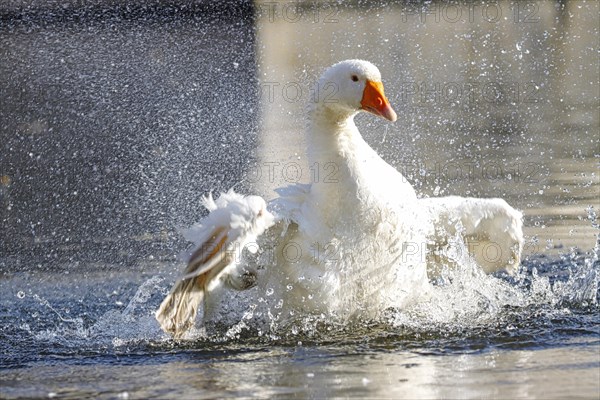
1;0;598;270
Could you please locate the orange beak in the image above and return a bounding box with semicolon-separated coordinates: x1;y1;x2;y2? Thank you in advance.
360;80;397;122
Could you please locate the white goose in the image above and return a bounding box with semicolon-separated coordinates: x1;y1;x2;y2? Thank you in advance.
156;60;523;338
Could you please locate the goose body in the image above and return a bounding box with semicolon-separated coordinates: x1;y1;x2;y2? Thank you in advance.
156;60;523;337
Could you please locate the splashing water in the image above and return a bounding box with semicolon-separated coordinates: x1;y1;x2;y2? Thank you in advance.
1;1;599;398
2;246;597;357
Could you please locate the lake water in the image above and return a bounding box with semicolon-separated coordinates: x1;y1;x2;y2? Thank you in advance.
1;1;598;399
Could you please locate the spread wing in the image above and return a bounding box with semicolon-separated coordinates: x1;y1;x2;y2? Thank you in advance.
421;196;524;275
155;191;275;338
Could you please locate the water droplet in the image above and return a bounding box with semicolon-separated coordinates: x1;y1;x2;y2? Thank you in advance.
266;288;274;296
16;291;25;299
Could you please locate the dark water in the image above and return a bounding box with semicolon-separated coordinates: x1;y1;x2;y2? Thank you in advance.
1;253;598;398
1;1;599;398
0;1;258;267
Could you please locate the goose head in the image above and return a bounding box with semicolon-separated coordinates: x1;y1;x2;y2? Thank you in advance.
315;59;397;122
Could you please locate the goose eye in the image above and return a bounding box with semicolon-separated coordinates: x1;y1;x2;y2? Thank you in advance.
351;75;359;82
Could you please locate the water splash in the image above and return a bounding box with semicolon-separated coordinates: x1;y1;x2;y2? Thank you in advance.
88;276;168;346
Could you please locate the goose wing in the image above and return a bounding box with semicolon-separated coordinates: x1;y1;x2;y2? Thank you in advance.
155;190;275;338
421;196;524;274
